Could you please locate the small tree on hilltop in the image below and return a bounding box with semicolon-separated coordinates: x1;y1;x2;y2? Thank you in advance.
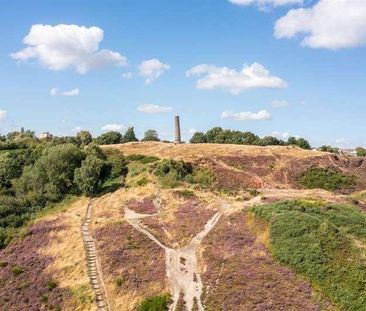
142;130;160;142
122;127;138;143
356;147;366;157
190;132;206;144
76;130;92;147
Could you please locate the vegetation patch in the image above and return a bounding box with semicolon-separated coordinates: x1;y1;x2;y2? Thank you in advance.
299;167;356;191
137;294;171;311
251;200;366;311
126;154;160;164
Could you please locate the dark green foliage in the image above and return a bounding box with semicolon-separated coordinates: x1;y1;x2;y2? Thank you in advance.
190;127;309;148
142;129;160;142
94;131;122;145
137;294;171;311
252;200;366;311
125;154;160;164
122;127;139;143
299;167;356;191
319;145;340;154
14;144;84;203
47;279;58;291
287;137;311;150
356;147;366;157
103;149;128;179
154;159;193;179
74;156;106;196
75;131;92;147
189;132;206;143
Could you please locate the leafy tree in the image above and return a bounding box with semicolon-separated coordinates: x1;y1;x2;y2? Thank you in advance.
104;149;128;179
190;132;206;144
76;130;92;147
95;131;122;145
142;129;160;142
0;152;24;189
122;127;138;143
356;147;366;157
319;145;340;154
287;137;311;150
14;144;84;203
256;136;284;146
205;127;224;143
74;155;106;196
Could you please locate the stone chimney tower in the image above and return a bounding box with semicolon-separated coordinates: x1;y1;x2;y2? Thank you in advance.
174;116;181;144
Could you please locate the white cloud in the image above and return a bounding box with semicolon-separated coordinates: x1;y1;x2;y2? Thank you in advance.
72;126;82;132
101;123;126;132
10;24;127;73
271;131;290;139
272;100;288;108
50;88;80;96
275;0;366;49
137;104;172;114
229;0;302;7
122;72;134;80
189;128;197;135
221;110;271;121
138;58;170;84
186;62;287;95
0;110;7;121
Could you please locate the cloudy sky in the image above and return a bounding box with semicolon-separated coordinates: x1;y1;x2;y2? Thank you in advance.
0;0;365;147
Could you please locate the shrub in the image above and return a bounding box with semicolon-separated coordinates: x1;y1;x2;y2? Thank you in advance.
299;167;356;191
251;200;366;311
126;154;160;164
186;168;215;186
47;279;58;291
137;294;171;311
136;177;149;187
356;147;366;157
104;149;128;179
11;265;24;276
76;131;92;147
154;159;193;179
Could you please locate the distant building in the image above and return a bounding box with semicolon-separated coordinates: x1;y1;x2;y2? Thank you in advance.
340;149;357;156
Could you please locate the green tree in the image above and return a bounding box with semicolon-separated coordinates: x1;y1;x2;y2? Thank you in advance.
122;127;138;143
74;155;106;196
0;152;26;189
142;130;160;142
95;131;122;145
189;132;206;143
76;130;92;147
104;149;128;179
356;147;366;157
14;144;84;203
205;127;224;143
287;137;311;150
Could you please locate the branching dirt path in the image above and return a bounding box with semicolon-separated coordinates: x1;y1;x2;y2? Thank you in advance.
81;200;111;311
124;207;222;311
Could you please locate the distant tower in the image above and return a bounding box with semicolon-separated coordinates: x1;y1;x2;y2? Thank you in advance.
174;116;181;144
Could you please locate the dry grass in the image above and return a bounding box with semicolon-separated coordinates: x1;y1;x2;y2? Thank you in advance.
105;142;323;161
38;198;96;311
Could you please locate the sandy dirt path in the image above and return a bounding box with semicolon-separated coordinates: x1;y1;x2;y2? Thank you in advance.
124;207;221;311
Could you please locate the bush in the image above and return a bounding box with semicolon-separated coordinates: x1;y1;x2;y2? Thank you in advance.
126;154;160;164
299;167;356;191
137;294;171;311
95;131;122;145
74;156;106;196
76;131;92;147
11;265;24;276
186;168;215;186
154;159;193;179
252;200;366;311
47;279;58;291
356;147;366;157
104;149;128;179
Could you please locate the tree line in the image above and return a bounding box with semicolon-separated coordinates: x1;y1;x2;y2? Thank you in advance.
189;127;312;149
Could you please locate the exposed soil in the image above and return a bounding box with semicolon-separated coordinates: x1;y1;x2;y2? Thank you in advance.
201;212;324;311
0;219;74;311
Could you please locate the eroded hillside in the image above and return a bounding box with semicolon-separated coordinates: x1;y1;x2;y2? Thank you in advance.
1;142;366;311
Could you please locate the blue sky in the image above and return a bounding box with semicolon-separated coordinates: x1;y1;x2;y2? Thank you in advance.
0;0;365;147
